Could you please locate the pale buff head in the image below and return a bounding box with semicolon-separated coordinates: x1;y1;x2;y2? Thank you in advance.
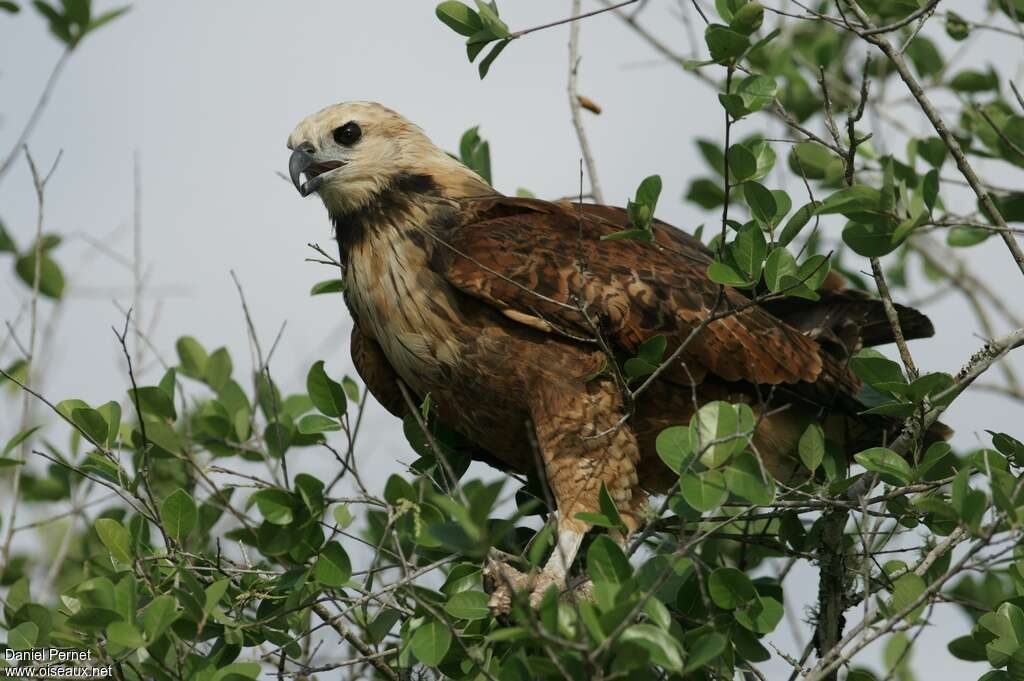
287;101;491;216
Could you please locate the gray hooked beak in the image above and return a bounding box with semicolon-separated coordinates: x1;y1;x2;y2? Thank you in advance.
289;145;346;197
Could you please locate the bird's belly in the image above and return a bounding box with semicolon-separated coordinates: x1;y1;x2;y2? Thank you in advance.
346;280;462;395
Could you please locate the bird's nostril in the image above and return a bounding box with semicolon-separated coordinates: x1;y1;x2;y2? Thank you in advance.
297;141;316;154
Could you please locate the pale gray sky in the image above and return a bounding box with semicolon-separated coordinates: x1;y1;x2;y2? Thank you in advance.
2;1;1022;677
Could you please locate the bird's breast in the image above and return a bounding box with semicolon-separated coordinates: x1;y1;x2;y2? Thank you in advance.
344;228;462;389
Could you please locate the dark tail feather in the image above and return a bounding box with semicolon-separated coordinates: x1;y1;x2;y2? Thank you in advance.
859;301;935;346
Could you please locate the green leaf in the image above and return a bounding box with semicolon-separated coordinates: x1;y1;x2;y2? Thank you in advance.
732;222;767;279
728;144;758;181
620;624;684;672
735;596;784;633
477;39;508;79
923;169;939;212
160;489;197;543
784;254;830;299
945;11;970;40
690;401;739;467
71;407;108;446
306;360;347;417
297;413;341;434
333;504;355;529
106;621;144;649
947;226;989;248
175;336;208;378
854;447;911;485
850;348;905;388
445;590;490;620
725;451;775;504
729;2;764;34
474;0;508;37
707;259;750;287
205;347;233;391
918;137;948;168
697;138;725;176
627;175;662;232
683;632;727;672
95;518;133;564
779;202;817;246
310;279;344;295
817;185;882;217
889;573;926;622
1009;645;1024;681
129;386;176;420
950;68;998;93
15;252;64;298
587;535;632;585
764;247;797;292
8;622;38;651
705;23;750;63
735;75;777;111
0;218;17;251
686;178;726;209
744;138;777;180
411;620;452;666
435;1;482;36
771;189;792;225
656;426;692;474
86;6;129;34
252;489;295;525
790;141;842;180
204;578;230;615
598;482;626;530
799;423;825;472
97;401;121;448
906;35;942;77
708;567;757;609
625;334;668;378
141;595;178;643
459;126;492;183
744;181;777;227
2;425;41;456
314;541;352;587
680;470;729;512
947;635;987;662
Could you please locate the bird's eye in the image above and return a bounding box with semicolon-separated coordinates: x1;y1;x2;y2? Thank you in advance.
333;122;362;147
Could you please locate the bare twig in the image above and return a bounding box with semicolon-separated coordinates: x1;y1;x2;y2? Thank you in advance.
567;0;605;204
0;51;71;185
509;0;640;39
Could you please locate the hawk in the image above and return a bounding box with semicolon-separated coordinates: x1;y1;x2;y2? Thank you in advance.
287;101;936;608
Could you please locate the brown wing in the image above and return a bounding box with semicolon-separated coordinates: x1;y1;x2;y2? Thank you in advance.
350;324;407;417
430;196;834;391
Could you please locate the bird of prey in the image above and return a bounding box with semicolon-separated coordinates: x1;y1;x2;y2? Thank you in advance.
287;101;936;609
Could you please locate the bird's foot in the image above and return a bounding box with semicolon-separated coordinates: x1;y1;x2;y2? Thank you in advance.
483;558;592;615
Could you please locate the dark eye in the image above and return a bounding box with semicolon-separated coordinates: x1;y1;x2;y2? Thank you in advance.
333;122;361;146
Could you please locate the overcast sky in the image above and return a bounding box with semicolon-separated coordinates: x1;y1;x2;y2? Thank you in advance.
2;0;1023;676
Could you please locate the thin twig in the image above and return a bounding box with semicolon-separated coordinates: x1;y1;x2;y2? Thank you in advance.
567;0;605;204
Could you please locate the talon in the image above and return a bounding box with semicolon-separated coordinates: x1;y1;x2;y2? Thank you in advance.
483;559;531;616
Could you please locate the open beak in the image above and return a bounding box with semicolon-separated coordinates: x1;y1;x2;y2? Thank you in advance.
289;147;346;197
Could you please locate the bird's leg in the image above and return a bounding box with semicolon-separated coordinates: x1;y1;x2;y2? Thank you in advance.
486;377;644;614
484;518;586;614
527;520;586;608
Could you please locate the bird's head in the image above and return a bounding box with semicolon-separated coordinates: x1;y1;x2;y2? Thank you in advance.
287;101;490;216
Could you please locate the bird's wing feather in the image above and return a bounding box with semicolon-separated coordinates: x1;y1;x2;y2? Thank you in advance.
430;196;828;388
350;324;408;417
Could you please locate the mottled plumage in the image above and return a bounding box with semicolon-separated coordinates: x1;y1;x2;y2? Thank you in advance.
288;101;937;608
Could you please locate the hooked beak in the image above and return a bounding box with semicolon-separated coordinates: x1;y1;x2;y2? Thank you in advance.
289;147;346;197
